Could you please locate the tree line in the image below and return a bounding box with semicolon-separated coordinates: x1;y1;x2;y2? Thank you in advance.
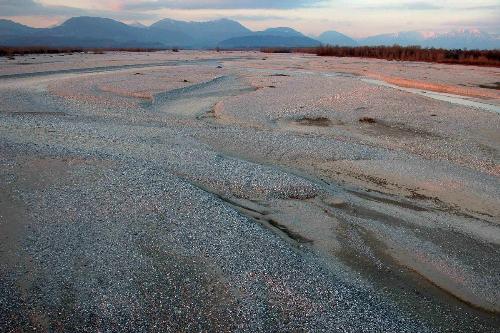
0;46;169;57
263;45;500;67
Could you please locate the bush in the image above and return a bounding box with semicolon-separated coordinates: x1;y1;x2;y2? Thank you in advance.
261;48;293;54
293;45;500;67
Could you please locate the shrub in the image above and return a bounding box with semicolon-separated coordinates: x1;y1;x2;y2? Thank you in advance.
293;45;500;67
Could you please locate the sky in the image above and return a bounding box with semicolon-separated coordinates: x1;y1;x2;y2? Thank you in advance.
1;0;499;37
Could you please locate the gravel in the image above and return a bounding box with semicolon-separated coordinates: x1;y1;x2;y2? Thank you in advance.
1;51;498;332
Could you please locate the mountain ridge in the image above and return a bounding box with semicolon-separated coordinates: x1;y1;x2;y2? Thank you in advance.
0;17;497;50
359;29;499;49
318;31;357;46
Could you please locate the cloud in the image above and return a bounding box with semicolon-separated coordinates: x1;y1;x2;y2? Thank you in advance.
361;1;442;11
0;0;156;20
0;0;326;22
228;15;289;22
0;0;83;16
463;5;500;11
405;2;442;10
123;0;324;10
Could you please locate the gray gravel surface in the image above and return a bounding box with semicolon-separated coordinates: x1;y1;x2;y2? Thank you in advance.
1;51;499;332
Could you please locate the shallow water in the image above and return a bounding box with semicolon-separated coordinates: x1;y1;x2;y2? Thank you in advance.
361;78;500;114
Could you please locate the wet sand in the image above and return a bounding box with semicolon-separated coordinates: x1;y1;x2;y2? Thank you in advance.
1;51;499;332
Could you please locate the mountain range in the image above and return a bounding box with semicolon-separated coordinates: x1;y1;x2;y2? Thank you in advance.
358;29;500;50
0;16;498;50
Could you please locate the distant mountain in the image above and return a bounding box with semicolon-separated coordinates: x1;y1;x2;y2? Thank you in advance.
358;29;500;49
0;19;37;36
0;17;166;48
50;17;143;42
318;31;357;46
0;17;497;50
219;35;321;49
218;26;320;49
257;27;305;38
150;18;251;48
129;22;147;29
50;17;193;47
427;29;500;49
0;16;250;48
359;31;425;47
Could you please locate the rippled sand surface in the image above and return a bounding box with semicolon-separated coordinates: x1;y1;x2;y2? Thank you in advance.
1;51;499;332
